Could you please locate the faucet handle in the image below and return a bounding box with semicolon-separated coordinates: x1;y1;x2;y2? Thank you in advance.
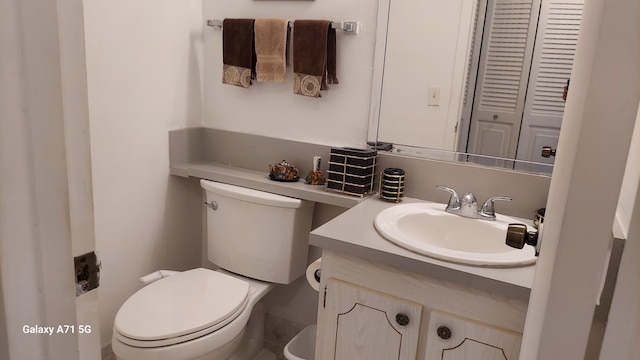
479;196;512;220
436;185;461;211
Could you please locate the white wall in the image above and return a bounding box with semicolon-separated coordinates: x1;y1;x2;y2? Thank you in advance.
520;0;640;357
377;0;475;150
83;0;205;348
1;2;53;357
616;108;640;236
203;0;379;148
600;105;640;358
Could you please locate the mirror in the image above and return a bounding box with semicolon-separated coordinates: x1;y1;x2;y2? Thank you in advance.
369;0;584;174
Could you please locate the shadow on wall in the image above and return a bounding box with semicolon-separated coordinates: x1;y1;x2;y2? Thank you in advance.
0;269;9;359
262;203;348;327
155;176;203;271
186;31;204;128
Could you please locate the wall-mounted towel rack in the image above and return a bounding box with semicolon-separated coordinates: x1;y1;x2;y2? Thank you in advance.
206;19;360;34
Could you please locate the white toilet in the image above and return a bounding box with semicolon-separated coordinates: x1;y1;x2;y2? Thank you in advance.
111;180;314;360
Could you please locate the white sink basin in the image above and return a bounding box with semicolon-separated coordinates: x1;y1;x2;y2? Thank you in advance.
374;202;537;267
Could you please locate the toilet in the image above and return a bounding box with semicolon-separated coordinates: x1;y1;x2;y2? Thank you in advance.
111;180;314;360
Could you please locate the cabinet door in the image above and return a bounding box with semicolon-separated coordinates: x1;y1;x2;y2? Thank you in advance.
425;310;522;360
319;278;422;360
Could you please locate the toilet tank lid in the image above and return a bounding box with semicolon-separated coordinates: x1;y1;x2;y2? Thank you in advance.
200;180;306;208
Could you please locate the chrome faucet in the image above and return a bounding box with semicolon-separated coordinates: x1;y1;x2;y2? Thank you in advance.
436;185;511;221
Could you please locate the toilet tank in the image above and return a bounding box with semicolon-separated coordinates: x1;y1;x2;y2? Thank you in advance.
201;180;314;284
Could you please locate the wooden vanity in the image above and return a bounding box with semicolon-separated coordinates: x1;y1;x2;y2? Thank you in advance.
309;196;536;360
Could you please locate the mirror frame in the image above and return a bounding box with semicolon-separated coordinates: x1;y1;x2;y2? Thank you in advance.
367;0;392;143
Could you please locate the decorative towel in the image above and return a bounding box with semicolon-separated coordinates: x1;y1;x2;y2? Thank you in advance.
254;18;289;82
293;20;339;98
222;18;256;88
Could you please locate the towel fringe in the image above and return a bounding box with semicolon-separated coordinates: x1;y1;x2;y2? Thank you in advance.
257;74;287;82
327;76;339;85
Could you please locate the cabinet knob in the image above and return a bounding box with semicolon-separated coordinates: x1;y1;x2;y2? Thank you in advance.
395;313;410;326
506;223;539;256
437;326;452;340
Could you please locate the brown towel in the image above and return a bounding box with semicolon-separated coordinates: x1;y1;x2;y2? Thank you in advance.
254;18;289;82
222;18;256;88
293;20;339;98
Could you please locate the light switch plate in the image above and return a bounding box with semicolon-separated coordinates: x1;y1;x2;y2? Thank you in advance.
428;87;441;106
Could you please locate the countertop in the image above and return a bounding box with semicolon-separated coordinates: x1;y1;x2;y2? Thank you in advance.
171;159;537;300
310;196;537;300
171;161;369;208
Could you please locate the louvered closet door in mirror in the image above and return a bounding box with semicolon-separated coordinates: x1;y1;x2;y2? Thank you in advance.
515;0;584;172
466;0;541;161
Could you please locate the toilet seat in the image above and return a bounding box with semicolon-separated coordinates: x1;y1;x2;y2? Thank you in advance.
114;268;250;348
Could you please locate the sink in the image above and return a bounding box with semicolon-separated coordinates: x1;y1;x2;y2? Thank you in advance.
374;202;537;267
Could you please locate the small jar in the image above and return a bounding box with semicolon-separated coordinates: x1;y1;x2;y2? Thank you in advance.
379;168;405;202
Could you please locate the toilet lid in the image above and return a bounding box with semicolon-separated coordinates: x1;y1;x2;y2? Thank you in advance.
114;268;250;343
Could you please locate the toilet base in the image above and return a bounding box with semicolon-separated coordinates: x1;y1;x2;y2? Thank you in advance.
182;302;274;360
227;301;268;360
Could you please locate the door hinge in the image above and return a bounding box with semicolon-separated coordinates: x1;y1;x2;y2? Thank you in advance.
74;251;100;296
323;285;327;308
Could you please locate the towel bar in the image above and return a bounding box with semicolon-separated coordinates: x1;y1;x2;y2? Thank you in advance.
206;19;360;34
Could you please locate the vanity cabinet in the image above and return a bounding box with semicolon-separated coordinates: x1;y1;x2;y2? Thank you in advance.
425;311;522;359
319;278;422;360
314;250;528;360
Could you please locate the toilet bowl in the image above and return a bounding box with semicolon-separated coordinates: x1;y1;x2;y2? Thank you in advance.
112;180;314;360
112;268;273;360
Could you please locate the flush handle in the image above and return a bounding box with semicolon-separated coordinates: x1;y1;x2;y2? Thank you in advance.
204;201;218;210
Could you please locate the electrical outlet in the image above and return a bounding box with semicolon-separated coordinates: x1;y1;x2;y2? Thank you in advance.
74;251;100;296
428;86;441;106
